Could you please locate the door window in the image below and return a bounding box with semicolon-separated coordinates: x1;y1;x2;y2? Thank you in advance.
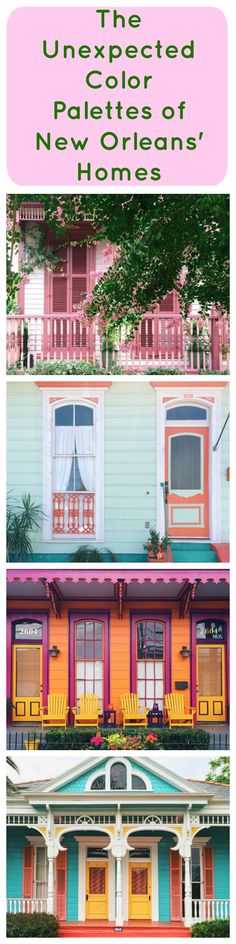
170;434;202;492
16;647;41;697
198;647;223;697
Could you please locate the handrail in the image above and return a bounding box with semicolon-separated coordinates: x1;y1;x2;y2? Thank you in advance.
160;481;170;562
213;412;230;451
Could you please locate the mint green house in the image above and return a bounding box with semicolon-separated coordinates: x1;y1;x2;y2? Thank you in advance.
6;754;230;932
7;380;229;563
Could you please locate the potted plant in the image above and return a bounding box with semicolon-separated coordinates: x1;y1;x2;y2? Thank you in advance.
24;730;41;751
143;527;171;562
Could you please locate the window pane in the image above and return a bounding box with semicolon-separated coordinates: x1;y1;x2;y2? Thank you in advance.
76;623;85;639
94;661;103;679
87;846;108;857
85;662;94;679
55;405;73;426
85;642;93;659
110;763;127;790
89;867;105;895
137;621;164;659
146;662;154;679
76;642;84;660
95;622;103;639
13;621;42;641
170;435;201;490
132;868;148;895
94;641;102;659
132;776;146;791
196;619;225;641
166;406;207;421
91;777;106;791
129;847;149;857
75;405;93;427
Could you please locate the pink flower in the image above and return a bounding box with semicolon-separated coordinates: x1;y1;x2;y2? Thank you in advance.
90;734;104;747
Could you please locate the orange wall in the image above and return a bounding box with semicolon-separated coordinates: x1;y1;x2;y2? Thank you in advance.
8;598;228;715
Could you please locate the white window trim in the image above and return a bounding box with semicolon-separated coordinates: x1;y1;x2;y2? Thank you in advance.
87;758;151;792
156;389;222;542
43;389;104;542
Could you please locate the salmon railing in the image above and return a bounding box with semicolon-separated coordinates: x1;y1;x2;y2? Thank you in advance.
52;492;95;535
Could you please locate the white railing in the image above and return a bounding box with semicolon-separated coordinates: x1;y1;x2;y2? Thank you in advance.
7;898;47;914
191;899;230;923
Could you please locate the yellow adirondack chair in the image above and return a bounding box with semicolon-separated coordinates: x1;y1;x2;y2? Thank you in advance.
72;694;99;728
121;693;148;729
41;694;69;729
164;693;196;729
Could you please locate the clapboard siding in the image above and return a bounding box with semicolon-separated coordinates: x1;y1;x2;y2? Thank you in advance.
6;382;229;558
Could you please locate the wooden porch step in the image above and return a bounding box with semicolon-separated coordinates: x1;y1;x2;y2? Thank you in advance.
58;922;190;938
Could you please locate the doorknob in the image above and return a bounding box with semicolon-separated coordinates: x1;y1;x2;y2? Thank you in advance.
149;895;151;901
86;894;88;901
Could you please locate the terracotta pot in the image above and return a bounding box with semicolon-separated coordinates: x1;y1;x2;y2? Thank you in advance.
147;548;166;562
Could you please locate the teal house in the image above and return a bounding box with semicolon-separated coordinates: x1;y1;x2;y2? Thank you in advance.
6;754;229;933
7;379;229;563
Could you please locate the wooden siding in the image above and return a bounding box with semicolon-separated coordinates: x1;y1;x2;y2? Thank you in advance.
7;599;227;716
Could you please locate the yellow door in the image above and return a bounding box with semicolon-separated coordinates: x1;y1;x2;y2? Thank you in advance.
86;861;108;919
129;863;151;920
12;645;42;721
197;645;226;721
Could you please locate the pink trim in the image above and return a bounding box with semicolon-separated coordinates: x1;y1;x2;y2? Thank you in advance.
130;610;171;697
210;543;230;562
191;609;229;718
69;610;110;718
7;569;230;585
7;610;49;708
35;381;112;388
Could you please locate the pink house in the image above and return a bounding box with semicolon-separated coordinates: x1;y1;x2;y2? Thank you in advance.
7;202;229;373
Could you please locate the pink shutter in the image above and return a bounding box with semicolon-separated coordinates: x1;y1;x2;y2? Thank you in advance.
56;850;67;920
23;845;34;898
71;245;87;307
203;846;214;899
52;247;68;313
170;850;182;920
159;291;174;313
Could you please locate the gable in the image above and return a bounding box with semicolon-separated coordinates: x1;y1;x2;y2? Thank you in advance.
56;759;182;794
131;761;181;794
57;762;106;793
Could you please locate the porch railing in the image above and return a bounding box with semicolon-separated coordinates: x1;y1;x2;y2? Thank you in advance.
7;898;47;914
6;313;230;372
52;491;95;535
18;204;45;222
191;899;230;923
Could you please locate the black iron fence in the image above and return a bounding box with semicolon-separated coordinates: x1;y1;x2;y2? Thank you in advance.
6;728;229;751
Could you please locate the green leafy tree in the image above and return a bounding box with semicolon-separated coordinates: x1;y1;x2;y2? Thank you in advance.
7;194;229;334
205;756;230;784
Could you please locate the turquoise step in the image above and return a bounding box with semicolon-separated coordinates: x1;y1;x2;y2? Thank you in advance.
171;542;218;563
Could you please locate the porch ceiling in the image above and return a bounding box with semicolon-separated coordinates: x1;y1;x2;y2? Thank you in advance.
7;569;229;601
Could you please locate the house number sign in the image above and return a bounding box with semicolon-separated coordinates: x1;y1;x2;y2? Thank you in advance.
13;622;43;641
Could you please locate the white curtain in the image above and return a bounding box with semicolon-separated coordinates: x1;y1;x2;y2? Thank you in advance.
74;426;94;493
54;426;74;492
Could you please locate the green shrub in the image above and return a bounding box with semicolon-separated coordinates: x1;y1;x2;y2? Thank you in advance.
45;727;98;750
191;919;229;937
7;913;59;937
157;727;210;750
45;725;210;751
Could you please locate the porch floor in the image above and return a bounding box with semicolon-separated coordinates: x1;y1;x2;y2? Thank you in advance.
58;921;190;938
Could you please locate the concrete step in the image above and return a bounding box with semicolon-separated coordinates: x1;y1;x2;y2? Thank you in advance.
171;542;218;563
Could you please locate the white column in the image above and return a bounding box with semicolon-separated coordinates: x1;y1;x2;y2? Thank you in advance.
115;857;123;928
184;856;192;928
47;856;55;914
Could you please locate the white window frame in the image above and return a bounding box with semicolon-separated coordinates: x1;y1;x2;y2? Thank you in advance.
43;389;104;541
87;758;150;791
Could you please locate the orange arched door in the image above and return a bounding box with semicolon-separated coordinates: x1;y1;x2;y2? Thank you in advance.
165;426;209;538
